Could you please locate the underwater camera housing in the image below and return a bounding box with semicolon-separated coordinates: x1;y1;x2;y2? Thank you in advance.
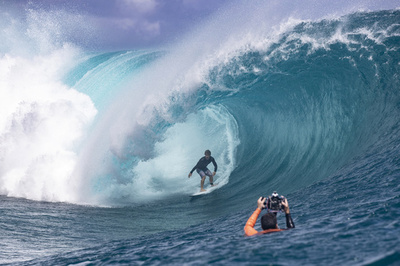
263;191;285;213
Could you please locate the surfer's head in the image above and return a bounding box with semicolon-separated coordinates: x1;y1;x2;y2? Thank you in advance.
261;213;278;230
204;150;211;158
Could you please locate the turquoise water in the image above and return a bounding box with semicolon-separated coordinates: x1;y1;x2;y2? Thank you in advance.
1;3;400;265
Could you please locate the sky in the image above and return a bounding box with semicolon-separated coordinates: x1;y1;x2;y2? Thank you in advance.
1;0;399;52
0;0;231;51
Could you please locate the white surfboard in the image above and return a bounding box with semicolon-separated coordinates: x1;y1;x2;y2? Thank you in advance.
190;183;218;197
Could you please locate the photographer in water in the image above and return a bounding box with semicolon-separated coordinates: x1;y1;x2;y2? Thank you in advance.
244;192;295;236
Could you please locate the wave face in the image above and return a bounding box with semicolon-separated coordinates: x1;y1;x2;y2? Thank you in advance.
1;2;400;264
212;8;400;198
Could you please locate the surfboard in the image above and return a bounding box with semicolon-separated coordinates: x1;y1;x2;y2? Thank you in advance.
190;183;218;197
190;191;207;197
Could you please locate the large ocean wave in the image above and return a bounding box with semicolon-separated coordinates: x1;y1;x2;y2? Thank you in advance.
1;1;399;211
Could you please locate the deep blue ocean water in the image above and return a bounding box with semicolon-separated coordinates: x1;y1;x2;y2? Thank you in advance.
1;2;400;265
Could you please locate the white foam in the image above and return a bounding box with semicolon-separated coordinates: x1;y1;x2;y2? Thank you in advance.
0;44;97;203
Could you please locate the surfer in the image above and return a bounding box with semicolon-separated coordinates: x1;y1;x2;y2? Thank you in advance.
188;150;217;192
244;196;295;236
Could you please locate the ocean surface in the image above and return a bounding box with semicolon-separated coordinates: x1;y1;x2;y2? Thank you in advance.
1;1;400;265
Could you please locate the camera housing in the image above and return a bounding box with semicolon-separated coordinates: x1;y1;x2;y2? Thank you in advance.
263;191;285;213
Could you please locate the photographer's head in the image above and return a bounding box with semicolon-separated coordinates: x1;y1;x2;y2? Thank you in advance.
261;213;278;230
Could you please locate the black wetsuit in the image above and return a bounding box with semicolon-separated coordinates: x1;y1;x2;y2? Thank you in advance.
190;156;218;174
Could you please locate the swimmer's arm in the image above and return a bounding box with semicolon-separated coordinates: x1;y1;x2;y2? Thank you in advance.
244;208;261;236
244;197;265;236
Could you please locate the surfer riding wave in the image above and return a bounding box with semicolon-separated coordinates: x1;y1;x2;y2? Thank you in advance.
188;150;218;192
